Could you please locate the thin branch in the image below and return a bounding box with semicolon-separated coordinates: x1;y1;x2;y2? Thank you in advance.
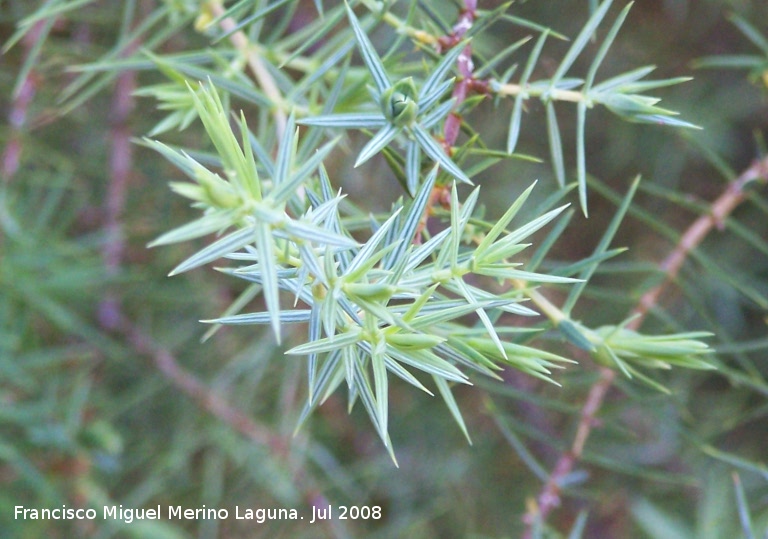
115;315;343;533
440;0;478;148
98;36;138;330
118;316;287;452
1;20;48;182
630;157;768;322
360;0;439;46
492;82;585;104
208;1;288;138
416;1;481;239
523;155;768;536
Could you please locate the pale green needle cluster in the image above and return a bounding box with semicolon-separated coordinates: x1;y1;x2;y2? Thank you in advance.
300;3;471;195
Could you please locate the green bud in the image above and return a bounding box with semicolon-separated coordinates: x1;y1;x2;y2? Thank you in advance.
591;344;617;368
196;170;240;209
381;77;419;127
386;332;445;350
343;282;397;302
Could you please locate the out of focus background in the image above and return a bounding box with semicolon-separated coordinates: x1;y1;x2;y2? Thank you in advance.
1;1;767;537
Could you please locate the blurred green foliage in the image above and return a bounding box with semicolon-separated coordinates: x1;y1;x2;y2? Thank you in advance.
1;1;768;538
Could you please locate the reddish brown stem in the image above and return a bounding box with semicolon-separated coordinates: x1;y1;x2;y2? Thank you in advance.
629;158;768;324
98;54;137;330
115;314;341;530
416;1;481;238
441;1;478;150
118;316;287;452
1;20;48;182
208;1;288;138
523;156;768;536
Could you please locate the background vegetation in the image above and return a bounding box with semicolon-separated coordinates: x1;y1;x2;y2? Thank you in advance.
1;1;767;538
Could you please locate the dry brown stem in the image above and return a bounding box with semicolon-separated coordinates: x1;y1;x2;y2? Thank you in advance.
523;155;768;536
208;1;288;138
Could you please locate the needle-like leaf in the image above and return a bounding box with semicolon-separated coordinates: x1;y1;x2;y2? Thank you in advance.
344;1;391;94
411;124;472;185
